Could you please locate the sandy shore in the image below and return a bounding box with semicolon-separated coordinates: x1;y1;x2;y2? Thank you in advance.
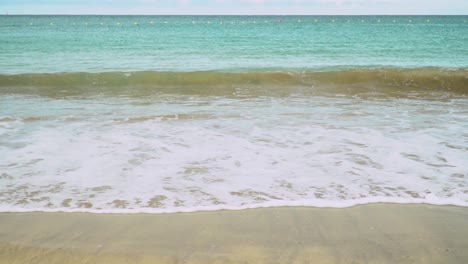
0;204;467;263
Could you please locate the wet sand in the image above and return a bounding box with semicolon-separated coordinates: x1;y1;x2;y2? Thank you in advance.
0;204;467;263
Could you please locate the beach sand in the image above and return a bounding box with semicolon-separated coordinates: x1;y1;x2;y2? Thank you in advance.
0;204;467;263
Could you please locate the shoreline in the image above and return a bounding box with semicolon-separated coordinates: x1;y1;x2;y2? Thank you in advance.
1;204;467;263
1;200;468;214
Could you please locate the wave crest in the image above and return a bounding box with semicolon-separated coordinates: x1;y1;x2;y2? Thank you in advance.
0;68;467;97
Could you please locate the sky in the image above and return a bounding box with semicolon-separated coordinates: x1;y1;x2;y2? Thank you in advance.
1;0;468;15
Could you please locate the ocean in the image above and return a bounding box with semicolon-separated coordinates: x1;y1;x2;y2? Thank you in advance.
0;15;467;213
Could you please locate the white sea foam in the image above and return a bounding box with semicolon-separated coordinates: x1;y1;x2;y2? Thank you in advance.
0;95;467;213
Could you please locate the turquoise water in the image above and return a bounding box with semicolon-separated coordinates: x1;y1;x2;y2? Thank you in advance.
0;16;467;213
1;15;468;73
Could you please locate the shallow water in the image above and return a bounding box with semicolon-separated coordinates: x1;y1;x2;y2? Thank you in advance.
0;16;467;213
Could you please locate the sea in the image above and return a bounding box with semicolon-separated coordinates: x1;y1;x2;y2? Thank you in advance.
0;15;467;213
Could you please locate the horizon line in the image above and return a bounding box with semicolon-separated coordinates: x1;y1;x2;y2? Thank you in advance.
2;14;468;16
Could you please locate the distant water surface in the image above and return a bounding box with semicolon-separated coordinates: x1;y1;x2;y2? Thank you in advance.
1;15;468;73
